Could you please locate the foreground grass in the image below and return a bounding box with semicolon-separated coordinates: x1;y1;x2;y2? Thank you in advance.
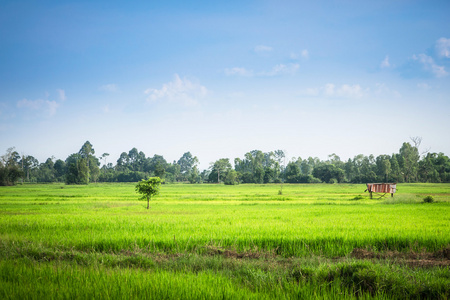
0;183;449;299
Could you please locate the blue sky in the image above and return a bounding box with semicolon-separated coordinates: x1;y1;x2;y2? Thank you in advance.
1;0;449;169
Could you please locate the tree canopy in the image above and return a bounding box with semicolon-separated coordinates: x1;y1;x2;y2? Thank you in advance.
2;139;450;185
135;177;162;209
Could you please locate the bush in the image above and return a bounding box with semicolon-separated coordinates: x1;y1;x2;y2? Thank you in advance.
423;195;434;203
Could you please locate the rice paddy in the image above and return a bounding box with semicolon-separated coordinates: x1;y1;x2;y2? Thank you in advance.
0;183;449;299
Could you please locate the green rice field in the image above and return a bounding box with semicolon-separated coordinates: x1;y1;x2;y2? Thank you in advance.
1;183;449;299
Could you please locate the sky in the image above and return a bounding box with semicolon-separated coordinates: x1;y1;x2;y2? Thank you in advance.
1;0;449;170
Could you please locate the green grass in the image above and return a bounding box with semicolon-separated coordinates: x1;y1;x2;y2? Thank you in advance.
0;183;449;299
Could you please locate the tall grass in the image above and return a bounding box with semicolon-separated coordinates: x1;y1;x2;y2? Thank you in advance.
0;183;449;299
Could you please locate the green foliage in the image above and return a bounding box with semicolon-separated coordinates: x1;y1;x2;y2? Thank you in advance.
6;140;450;185
177;152;199;182
224;169;239;185
209;158;232;183
424;195;434;203
313;164;345;183
135;177;162;209
0;147;23;186
188;166;201;184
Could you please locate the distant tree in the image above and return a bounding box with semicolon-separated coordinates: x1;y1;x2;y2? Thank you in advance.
79;141;94;162
37;158;56;182
177;152;199;181
165;162;180;183
116;152;130;172
145;154;168;178
313;164;345;183
0;147;23;186
135;177;162;209
399;142;420;182
53;159;66;181
285;161;301;183
376;155;391;182
101;153;109;166
75;141;99;183
20;155;39;182
224;169;239;185
188;166;201;183
209;158;232;183
65;154;88;184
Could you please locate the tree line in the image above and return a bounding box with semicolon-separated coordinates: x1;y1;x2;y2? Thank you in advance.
1;139;449;186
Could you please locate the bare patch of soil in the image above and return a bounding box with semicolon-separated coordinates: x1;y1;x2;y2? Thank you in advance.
350;247;450;268
205;245;268;259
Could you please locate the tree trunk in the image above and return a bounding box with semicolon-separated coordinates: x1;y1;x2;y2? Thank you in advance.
147;196;150;209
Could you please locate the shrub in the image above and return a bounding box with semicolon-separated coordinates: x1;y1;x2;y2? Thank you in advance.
328;178;338;184
423;195;434;203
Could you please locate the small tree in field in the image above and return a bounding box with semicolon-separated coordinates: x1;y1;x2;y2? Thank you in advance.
135;177;162;209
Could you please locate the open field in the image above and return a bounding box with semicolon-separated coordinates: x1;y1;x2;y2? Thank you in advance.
1;183;449;299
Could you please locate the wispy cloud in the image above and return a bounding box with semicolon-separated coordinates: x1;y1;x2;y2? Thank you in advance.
412;54;447;77
145;74;207;106
417;83;431;90
260;63;299;76
17;99;60;116
99;84;118;92
16;89;65;117
304;84;366;98
380;55;390;68
254;45;273;54
224;67;253;77
436;37;450;58
301;49;309;59
57;89;66;101
225;64;299;77
290;49;309;60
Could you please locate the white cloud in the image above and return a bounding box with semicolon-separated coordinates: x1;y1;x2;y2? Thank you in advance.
145;74;207;106
260;63;299;76
412;54;447;77
304;88;319;96
57;89;66;101
374;83;401;98
338;84;364;98
17;99;60;116
417;83;431;90
224;67;253;77
304;84;365;98
381;55;390;68
290;49;309;60
324;83;336;96
99;84;118;92
436;37;450;58
225;64;299;77
301;49;309;59
254;45;273;54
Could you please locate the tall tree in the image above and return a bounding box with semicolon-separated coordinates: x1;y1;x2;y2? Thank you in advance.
376;155;391;182
399;142;420;182
209;158;232;183
177;152;199;181
20;155;39;182
0;147;23;186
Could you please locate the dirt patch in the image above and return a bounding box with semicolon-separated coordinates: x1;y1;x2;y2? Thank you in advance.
205;245;272;259
350;247;450;268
